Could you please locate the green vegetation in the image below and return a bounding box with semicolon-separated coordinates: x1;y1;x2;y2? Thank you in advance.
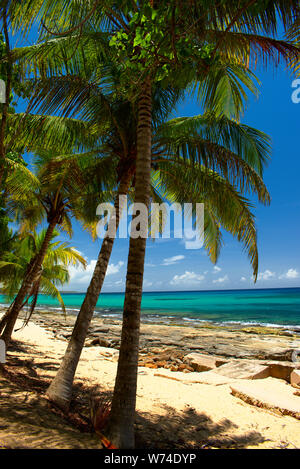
0;228;86;318
0;0;299;449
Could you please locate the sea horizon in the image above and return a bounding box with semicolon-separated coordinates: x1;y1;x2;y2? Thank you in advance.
56;286;300;294
1;286;300;330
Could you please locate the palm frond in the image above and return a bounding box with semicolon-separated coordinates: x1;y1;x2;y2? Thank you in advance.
156;161;259;278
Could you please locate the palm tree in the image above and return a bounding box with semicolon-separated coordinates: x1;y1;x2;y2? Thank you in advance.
37;84;185;410
16;37;273;413
45;101;270;414
5;23;273;412
4;0;300;447
0;228;86;329
0;148;110;346
98;3;299;448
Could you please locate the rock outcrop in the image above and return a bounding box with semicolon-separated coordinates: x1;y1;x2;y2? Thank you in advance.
230;378;300;419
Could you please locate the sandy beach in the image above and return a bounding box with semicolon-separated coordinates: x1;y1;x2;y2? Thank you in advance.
0;310;300;449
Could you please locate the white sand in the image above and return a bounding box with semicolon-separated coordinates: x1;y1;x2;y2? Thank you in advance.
4;320;300;449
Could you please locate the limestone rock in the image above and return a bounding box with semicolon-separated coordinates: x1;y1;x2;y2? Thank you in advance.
88;336;112;348
264;361;298;382
145;363;158;369
291;369;300;389
91;327;110;334
98;346;119;359
153;369;234;386
230;377;300;419
187;370;235;386
177;363;194;372
183;353;227;372
216;361;270;380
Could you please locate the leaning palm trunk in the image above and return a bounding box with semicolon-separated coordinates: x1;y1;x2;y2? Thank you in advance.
105;77;152;449
0;255;39;335
46;172;132;410
0;306;12;335
0;219;57;346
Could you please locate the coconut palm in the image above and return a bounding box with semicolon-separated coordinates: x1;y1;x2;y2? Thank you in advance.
0;228;86;330
16;38;273;413
44;98;270;414
0;147;113;345
3;17;271;404
95;3;299;448
3;0;300;447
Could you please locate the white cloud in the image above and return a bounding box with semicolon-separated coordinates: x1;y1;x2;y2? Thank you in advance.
69;259;124;287
107;261;124;275
213;266;221;273
240;276;247;282
69;259;95;285
143;279;153;288
170;271;205;286
257;270;276;281
212;275;229;284
279;268;299;280
162;255;185;266
115;279;124;286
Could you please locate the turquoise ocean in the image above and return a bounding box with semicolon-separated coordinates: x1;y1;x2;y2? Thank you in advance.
1;287;300;330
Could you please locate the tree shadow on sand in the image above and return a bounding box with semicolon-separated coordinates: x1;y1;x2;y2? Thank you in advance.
0;375;100;449
0;344;100;449
1;341;267;450
135;405;266;449
82;389;267;449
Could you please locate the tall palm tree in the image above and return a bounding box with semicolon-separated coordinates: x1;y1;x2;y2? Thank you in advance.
45;99;270;413
4;0;300;447
0;228;86;329
98;2;299;448
17;45;272;413
5;21;273;412
30;83;186;410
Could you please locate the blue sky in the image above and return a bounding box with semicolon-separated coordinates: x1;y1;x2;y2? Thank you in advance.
11;32;300;293
62;65;300;293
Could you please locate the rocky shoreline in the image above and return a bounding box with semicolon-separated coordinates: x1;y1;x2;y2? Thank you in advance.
9;309;299;378
1;308;300;447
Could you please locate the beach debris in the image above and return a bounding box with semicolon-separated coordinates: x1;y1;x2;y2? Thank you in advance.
89;392;117;449
230;377;300;419
97;346;119;360
215;361;270;380
90;327;110;334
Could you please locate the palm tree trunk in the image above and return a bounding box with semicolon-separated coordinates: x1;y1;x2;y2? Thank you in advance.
0;289;33;335
0;219;57;346
0;307;11;335
105;76;152;449
46;171;132;411
0;5;12;188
